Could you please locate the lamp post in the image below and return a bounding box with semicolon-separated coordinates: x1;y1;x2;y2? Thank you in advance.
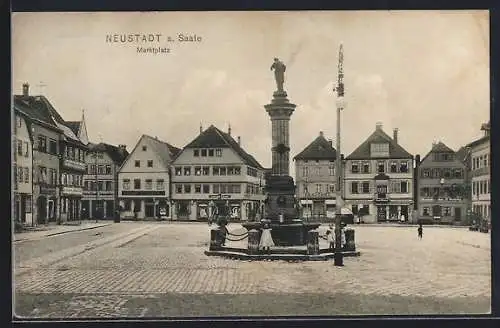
333;43;345;267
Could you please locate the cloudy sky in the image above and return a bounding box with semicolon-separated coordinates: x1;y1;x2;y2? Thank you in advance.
12;11;489;175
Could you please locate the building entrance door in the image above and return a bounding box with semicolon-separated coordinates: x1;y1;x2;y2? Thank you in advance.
145;203;155;218
377;206;387;221
454;207;461;220
37;197;47;224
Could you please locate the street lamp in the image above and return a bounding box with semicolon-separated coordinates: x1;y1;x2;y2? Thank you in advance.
333;43;345;267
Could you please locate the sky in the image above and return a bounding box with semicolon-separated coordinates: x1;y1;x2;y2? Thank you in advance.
12;11;489;177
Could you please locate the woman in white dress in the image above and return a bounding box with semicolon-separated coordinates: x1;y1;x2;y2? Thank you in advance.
259;222;274;254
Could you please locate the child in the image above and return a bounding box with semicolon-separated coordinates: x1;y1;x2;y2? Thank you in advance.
418;224;423;240
259;222;274;254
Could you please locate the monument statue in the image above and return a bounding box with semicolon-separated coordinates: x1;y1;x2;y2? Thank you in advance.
270;57;286;93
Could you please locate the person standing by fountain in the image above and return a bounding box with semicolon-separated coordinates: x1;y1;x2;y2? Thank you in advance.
259;222;275;254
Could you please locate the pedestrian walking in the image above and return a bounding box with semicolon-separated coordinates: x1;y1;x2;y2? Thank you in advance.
259;222;274;254
418;224;423;239
326;228;334;250
400;214;405;223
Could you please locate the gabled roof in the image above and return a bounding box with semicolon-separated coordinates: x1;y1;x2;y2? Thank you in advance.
466;135;490;148
182;125;264;169
294;133;337;160
455;146;469;162
13;95;61;131
143;135;181;168
419;141;455;163
346;127;413;160
89;142;129;165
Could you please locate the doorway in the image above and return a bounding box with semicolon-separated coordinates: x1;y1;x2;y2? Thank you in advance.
377;206;387;221
37;196;47;224
454;207;462;220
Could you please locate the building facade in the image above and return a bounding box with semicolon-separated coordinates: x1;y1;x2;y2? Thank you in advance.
13;110;34;226
467;121;491;225
344;123;414;223
294;131;337;219
82;143;128;219
45;103;89;222
118;135;180;220
417;142;468;224
171;125;266;221
14;84;63;225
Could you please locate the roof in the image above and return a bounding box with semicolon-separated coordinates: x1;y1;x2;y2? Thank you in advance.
89;142;130;165
293;133;337;160
419;141;455;163
455;146;469;162
143;134;181;168
183;125;264;169
13;95;60;131
466;135;490;148
65;121;81;136
346;127;413;160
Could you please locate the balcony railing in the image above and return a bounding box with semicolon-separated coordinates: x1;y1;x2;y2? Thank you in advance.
62;158;87;171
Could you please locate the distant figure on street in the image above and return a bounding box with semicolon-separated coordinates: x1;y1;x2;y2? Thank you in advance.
341;224;347;249
326;227;334;250
259;222;274;254
418;224;423;240
400;214;405;223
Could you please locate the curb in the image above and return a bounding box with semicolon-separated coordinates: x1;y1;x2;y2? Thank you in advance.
13;223;113;243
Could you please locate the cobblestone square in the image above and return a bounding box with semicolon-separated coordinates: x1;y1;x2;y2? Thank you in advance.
13;222;491;318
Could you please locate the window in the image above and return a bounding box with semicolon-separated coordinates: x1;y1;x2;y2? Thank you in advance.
351;162;359;173
105;181;112;191
124;200;132;211
208;149;214;157
390;162;398;173
400;161;408;173
24;141;29;157
37;135;47;152
135;160;140;167
315;167;321;175
361;205;370;215
215;148;222;157
203;184;210;193
142;145;147;151
443;207;451;216
50;168;57;185
351;182;359;194
228;167;235;175
184;184;191;193
203;166;210;175
316;184;322;193
25;195;32;213
194;149;199;157
423;207;430;216
17;140;23;156
175;167;182;176
378;161;385;173
362;182;370;193
401;181;408;193
134;179;141;189
483;155;488;167
488;179;491;193
329;166;335;176
219;167;226;175
147;160;153;168
363;162;370;173
105;165;112;175
213;184;220;193
453;169;462;179
370;143;390;157
24;167;29;183
184;167;191;176
201;149;207;157
98;181;103;191
195;184;201;193
18;167;23;182
145;179;153;190
213;167;220;175
302;166;309;176
17;116;22;127
194;166;202;176
443;169;451;179
49;139;57;155
420;187;430;197
98;165;105;174
351;205;359;215
329;184;335;193
38;166;47;183
176;184;183;193
422;169;431;178
156;179;164;190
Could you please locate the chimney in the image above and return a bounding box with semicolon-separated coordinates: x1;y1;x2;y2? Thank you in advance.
118;144;127;152
319;131;324;137
328;139;333;146
22;83;29;97
237;136;241;146
393;128;399;144
228;124;232;136
375;122;383;131
199;123;203;134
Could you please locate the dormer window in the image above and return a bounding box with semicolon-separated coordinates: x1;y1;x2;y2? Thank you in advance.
370;143;390;158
